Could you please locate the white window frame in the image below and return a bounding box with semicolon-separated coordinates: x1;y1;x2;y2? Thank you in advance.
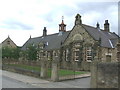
47;52;51;60
65;49;69;61
86;47;92;62
74;48;79;62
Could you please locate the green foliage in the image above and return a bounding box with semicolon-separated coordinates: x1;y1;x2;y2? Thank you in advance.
2;47;20;59
21;44;38;61
2;44;38;60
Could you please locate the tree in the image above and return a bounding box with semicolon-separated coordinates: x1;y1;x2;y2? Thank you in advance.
2;47;21;59
25;44;38;61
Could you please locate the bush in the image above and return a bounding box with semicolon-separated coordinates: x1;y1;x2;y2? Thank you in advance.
2;47;20;59
21;44;38;61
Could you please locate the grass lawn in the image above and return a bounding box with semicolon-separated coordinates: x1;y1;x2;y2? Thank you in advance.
5;64;87;77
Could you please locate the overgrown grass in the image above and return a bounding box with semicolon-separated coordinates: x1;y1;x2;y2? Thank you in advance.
5;64;87;77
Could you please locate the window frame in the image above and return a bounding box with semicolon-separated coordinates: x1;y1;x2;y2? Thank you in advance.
86;47;92;62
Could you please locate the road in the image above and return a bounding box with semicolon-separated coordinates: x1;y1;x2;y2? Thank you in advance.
2;70;90;88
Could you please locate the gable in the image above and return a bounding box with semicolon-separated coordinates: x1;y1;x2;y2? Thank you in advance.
64;25;95;46
2;37;17;48
82;24;118;48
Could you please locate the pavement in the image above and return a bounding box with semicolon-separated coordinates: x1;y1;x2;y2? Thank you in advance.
2;70;50;84
2;70;91;88
59;73;91;81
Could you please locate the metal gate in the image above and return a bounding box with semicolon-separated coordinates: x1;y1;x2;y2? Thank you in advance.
58;42;84;81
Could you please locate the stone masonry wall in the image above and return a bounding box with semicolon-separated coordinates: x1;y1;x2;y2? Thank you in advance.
101;48;117;62
91;61;119;88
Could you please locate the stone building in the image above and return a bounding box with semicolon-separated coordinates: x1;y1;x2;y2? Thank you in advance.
21;14;119;71
1;36;17;48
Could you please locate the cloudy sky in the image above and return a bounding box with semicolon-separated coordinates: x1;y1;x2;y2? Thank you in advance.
0;0;119;46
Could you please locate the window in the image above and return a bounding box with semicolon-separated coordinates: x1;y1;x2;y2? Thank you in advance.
75;43;80;47
86;47;92;61
65;49;69;61
74;48;79;61
7;41;10;44
43;51;46;56
47;52;51;60
54;51;58;57
74;43;81;62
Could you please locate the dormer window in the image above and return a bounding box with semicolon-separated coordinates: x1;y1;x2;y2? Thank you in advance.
43;42;49;47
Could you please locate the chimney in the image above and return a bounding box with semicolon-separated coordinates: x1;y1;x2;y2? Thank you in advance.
96;22;100;29
75;14;82;25
43;27;47;36
104;20;110;32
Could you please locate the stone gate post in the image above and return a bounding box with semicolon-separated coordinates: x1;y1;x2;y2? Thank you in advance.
117;39;120;61
90;56;99;88
40;56;48;78
117;38;120;89
51;51;59;82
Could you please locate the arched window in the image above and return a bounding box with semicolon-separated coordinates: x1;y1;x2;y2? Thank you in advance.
74;42;81;62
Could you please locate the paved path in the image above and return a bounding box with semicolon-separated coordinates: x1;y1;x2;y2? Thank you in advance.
2;70;90;88
2;75;37;88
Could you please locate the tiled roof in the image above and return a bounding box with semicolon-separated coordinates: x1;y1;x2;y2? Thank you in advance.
21;31;70;50
82;24;119;48
21;24;119;50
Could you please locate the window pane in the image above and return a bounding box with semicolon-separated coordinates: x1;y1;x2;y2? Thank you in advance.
86;47;92;61
76;51;79;56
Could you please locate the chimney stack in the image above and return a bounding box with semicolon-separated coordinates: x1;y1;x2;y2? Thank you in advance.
96;22;100;29
75;14;82;25
43;27;47;36
104;20;110;32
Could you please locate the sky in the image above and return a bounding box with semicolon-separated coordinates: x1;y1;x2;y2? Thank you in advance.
0;0;119;46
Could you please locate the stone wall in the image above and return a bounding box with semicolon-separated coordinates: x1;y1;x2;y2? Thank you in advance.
91;61;119;88
2;64;40;77
63;25;95;46
101;48;117;62
2;37;17;48
2;59;41;66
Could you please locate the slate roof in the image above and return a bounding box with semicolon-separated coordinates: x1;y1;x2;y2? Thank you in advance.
21;31;70;50
21;24;119;50
82;24;119;48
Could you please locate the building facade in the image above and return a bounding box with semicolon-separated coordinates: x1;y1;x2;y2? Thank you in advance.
21;14;119;71
1;36;17;48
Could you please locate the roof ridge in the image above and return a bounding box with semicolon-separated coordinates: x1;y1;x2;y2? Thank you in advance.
82;24;97;29
83;24;105;31
31;30;71;39
2;36;17;46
